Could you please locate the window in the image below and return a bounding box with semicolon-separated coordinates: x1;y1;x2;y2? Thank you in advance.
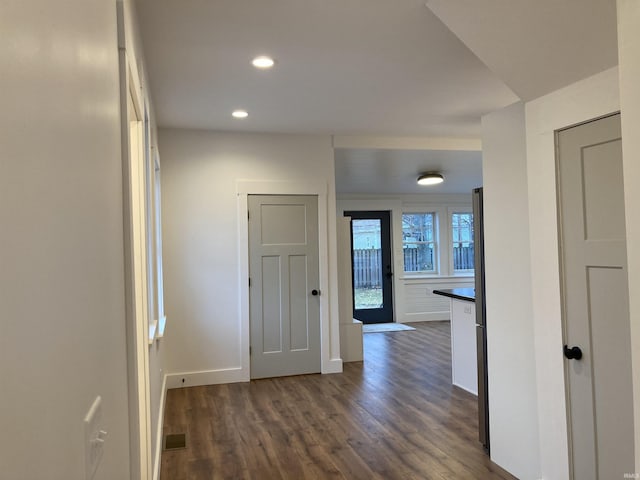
151;149;166;337
398;206;474;276
451;212;474;271
403;213;436;273
143;105;166;341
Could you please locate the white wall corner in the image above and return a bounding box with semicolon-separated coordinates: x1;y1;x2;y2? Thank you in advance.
616;0;640;470
482;101;541;480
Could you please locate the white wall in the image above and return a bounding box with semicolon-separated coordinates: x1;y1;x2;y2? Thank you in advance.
0;1;131;479
337;194;474;324
159;129;341;385
481;102;540;479
0;2;166;478
525;67;620;480
617;0;640;469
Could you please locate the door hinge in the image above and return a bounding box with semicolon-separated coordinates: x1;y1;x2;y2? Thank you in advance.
249;277;251;287
249;346;252;356
248;210;250;220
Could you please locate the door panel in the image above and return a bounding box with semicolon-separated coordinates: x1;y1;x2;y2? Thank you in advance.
249;195;321;379
261;255;282;353
587;266;632;477
289;255;310;351
581;140;626;240
557;113;634;479
261;204;308;244
345;211;393;324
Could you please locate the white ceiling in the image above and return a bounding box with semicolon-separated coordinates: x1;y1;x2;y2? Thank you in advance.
335;148;482;195
136;0;517;136
136;0;618;194
426;0;618;101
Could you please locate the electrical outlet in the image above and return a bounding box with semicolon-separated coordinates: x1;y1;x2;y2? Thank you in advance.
464;305;472;314
84;396;106;480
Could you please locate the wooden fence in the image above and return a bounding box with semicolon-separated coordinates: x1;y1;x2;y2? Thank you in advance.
352;249;382;288
452;244;474;270
353;245;474;288
403;247;434;272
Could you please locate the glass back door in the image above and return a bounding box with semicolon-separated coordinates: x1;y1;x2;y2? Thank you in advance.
345;211;393;324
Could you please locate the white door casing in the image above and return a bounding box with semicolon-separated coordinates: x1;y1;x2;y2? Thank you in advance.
118;4;152;477
248;195;322;379
120;54;152;480
557;113;634;479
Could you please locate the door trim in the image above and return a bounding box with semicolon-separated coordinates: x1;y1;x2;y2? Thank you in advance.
237;180;342;380
118;6;151;479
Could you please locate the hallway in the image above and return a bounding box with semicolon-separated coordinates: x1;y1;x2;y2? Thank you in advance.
160;322;515;479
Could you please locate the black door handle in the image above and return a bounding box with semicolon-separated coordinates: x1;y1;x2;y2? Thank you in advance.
385;272;393;279
563;345;583;360
311;289;320;296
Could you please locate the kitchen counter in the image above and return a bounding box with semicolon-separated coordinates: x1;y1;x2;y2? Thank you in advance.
433;288;478;395
432;288;475;302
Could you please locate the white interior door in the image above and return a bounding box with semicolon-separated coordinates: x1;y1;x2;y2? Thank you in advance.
557;113;634;479
248;195;321;379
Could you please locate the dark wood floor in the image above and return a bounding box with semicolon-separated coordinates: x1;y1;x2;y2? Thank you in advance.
160;322;516;479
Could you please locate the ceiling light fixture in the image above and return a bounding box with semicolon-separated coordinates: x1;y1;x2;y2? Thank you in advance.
252;56;275;69
232;110;248;119
417;172;444;186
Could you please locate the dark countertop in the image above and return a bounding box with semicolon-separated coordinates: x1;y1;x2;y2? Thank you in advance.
433;288;475;302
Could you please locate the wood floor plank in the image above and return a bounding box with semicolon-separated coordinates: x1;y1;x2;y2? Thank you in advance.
160;321;517;480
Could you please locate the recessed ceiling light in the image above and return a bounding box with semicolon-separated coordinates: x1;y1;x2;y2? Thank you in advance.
232;110;248;119
252;56;275;69
417;173;444;186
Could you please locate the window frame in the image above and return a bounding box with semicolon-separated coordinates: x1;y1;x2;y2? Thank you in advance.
401;211;439;275
448;207;474;275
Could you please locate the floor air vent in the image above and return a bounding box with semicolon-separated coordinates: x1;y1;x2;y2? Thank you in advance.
164;433;187;451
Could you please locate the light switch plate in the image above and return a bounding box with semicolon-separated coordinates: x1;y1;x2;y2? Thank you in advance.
84;396;105;480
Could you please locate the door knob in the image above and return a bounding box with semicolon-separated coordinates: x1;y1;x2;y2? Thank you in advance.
563;345;583;360
311;289;320;296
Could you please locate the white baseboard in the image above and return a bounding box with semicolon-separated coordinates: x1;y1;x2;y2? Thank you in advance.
165;361;344;389
401;311;450;322
165;367;248;389
322;358;343;374
152;374;167;480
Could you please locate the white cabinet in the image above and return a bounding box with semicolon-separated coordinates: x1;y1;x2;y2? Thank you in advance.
340;319;363;362
449;298;478;395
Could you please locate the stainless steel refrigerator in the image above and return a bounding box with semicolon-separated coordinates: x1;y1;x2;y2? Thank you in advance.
473;187;490;453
